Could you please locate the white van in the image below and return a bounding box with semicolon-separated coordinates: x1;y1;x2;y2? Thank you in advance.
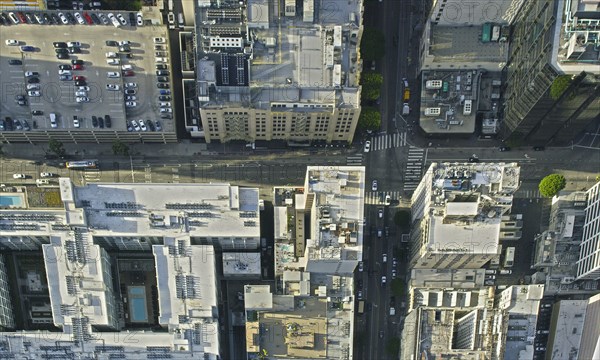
36;179;51;186
49;113;58;128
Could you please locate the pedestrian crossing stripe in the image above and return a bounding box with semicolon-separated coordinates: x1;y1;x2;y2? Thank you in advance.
365;191;402;205
369;132;409;151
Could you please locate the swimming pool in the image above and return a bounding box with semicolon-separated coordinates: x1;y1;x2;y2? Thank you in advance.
128;286;148;323
0;195;23;207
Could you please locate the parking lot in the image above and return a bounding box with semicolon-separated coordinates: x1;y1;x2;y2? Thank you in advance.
0;14;173;137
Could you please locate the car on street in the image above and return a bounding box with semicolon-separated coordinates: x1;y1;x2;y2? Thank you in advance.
371;180;378;191
358;262;363;272
364;140;371;153
9;59;23;65
533;146;545;151
13;174;26;179
20;45;35;52
499;146;511;152
469;157;479;163
40;172;55;178
499;269;512;275
381;276;386;285
382;253;387;263
378;208;383;218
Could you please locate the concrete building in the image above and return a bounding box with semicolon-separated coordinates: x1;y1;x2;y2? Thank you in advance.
544;293;600;360
0;179;263;358
193;0;364;144
532;190;599;295
245;166;365;359
494;285;545;360
0;254;14;330
409;162;520;269
502;0;600;145
577;181;600;280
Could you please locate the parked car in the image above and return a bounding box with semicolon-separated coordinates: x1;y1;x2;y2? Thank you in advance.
106;84;120;91
107;71;120;78
91;116;98;127
5;39;19;46
104;115;111;128
71;59;84;65
364;140;371;153
58;64;72;70
13;173;27;179
8;59;23;65
159;95;171;101
20;45;35;52
125;101;137;107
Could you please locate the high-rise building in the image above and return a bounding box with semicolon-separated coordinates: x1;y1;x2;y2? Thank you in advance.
0;254;14;330
193;0;363;144
409;162;520;269
577;181;600;280
502;0;600;145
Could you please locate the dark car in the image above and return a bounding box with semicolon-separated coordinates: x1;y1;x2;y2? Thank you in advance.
74;79;86;86
155;64;167;70
57;53;70;59
118;45;130;52
390;296;396;307
157;76;169;82
159;95;171;101
90;13;101;24
55;48;68;54
53;42;67;48
157;83;169;89
91;116;98;128
124;53;133;59
5;118;13;131
51;13;60;24
8;59;22;65
43;13;51;24
468;157;480;163
126;121;133;132
69;47;81;54
160;113;172;119
379;331;384;339
25;13;34;23
146;119;155;131
27;77;40;84
156;70;169;76
122;70;134;77
129;12;136;26
65;12;76;24
0;119;5;131
499;146;511;152
104;115;111;128
32;110;43;115
105;40;118;46
59;64;72;70
71;59;84;65
98;117;104;128
533;146;545;151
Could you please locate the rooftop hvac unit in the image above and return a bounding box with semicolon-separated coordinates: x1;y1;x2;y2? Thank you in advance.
426;80;443;89
424;108;441;116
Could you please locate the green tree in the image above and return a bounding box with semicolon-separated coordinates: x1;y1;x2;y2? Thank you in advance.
358;107;381;131
360;73;383;101
386;338;400;356
550;75;572;100
393;210;410;229
48;138;65;156
360;27;385;61
112;140;130;156
103;0;141;10
539;174;566;197
391;278;404;298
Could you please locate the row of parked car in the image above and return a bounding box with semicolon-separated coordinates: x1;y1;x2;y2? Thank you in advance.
153;37;173;120
128;119;162;132
0;117;31;131
0;10;143;27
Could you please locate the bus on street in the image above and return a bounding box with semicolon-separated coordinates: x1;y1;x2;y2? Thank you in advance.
65;160;98;170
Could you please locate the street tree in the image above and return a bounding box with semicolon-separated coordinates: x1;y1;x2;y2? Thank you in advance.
360;27;385;61
112;140;130;156
358;107;381;131
539;174;566;197
360;73;383;101
48;138;65;156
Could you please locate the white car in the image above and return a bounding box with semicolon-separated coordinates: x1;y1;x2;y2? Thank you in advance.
58;12;69;24
125;82;137;88
25;71;39;77
107;71;120;78
125;101;137;107
105;52;117;58
108;13;120;27
75;90;87;97
125;95;137;101
121;64;133;71
106;84;120;91
118;40;130;46
155;57;168;63
136;12;143;26
13;174;26;179
28;91;41;97
106;59;120;65
153;37;165;44
73;117;80;128
116;13;127;26
160;108;172;113
58;69;72;76
5;39;19;46
371;180;378;191
75;96;89;103
364;140;371;153
131;119;141;131
27;84;40;90
78;86;90;91
139;120;147;131
67;41;81;48
40;172;55;178
74;12;85;24
160;102;171;108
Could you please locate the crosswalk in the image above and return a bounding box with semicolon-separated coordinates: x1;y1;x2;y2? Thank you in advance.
365;191;403;205
346;154;363;166
370;132;408;151
403;147;425;192
83;169;101;182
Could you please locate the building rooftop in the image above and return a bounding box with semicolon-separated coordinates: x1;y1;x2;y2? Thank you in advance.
409;268;488;289
551;0;600;74
418;162;520;254
429;26;509;65
419;70;482;134
196;0;362;109
222;252;262;277
546;299;589;359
